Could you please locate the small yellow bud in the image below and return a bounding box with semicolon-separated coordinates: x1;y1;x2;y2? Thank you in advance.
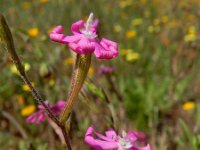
182;101;195;111
27;28;39;37
21;105;36;116
22;82;35;92
126;30;137;39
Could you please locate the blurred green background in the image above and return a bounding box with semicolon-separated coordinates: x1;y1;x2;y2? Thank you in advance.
0;0;200;149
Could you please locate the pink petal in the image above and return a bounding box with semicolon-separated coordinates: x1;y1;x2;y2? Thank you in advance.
62;34;82;43
133;144;151;150
38;101;51;110
85;137;119;150
75;38;95;54
89;19;99;33
100;38;118;57
85;127;118;150
94;132;116;142
51;25;63;34
105;130;117;140
129;132;146;142
35;113;46;125
100;38;117;49
50;26;82;44
125;132;139;143
71;20;85;35
69;42;79;52
98;66;115;75
92;19;99;29
50;33;67;44
26;111;45;125
26;114;36;123
49;17;118;58
94;42;118;59
51;100;65;115
55;100;65;108
50;26;68;43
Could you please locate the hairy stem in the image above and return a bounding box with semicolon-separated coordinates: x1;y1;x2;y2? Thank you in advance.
60;54;91;124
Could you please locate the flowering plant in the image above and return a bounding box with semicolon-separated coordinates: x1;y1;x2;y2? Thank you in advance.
85;126;151;150
0;12;151;150
50;13;118;59
26;100;65;125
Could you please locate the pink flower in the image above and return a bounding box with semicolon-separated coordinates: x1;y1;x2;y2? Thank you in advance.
50;13;118;59
99;66;115;75
84;126;151;150
26;100;65;125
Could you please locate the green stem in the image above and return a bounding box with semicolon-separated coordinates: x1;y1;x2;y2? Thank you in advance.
0;14;25;76
60;54;91;124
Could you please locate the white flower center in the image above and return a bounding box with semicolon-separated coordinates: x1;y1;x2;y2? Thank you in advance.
118;131;133;149
81;29;96;39
81;13;96;39
119;137;132;149
85;12;94;32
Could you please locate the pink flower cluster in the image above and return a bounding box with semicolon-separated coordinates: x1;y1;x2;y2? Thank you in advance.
26;100;65;125
85;126;151;150
99;66;115;75
50;13;118;59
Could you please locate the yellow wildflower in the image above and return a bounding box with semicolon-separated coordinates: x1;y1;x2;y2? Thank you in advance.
21;105;36;116
39;0;49;4
184;26;196;42
64;57;74;65
120;49;131;56
131;18;143;26
49;79;55;86
114;25;122;33
22;82;35;92
126;52;140;62
120;49;140;62
161;16;168;23
10;65;19;74
184;34;196;42
119;0;132;8
24;63;31;71
21;2;31;9
27;28;39;37
126;30;137;39
182;101;195;111
153;19;160;26
147;26;154;33
88;67;94;76
188;26;196;34
10;63;31;75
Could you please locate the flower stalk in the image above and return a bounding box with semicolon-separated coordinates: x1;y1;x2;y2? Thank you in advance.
0;13;71;150
0;14;25;76
60;53;91;124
